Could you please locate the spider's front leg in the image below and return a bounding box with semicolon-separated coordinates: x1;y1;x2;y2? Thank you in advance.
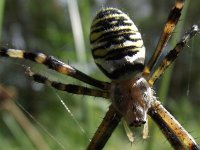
149;100;200;150
87;105;122;150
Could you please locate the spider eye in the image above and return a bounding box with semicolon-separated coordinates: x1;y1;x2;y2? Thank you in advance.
129;119;146;127
90;8;145;80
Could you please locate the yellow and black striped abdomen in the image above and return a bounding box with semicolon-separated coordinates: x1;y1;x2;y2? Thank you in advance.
90;8;145;80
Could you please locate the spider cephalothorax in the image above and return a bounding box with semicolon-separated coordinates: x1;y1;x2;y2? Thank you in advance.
110;76;154;127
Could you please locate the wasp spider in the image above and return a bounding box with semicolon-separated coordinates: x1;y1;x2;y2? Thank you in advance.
0;0;200;149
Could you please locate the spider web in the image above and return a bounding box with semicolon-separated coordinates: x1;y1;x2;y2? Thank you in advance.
0;59;91;149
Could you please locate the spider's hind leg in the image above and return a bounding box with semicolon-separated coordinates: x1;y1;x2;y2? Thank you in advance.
25;67;109;99
143;0;185;76
0;47;109;90
148;25;199;85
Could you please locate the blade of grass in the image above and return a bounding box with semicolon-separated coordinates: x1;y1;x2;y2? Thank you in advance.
0;86;49;150
67;0;93;147
67;0;86;63
0;0;4;39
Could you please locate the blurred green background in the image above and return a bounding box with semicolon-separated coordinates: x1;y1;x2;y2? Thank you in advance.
0;0;200;150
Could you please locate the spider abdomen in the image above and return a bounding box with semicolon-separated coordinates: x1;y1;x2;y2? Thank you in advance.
90;8;145;80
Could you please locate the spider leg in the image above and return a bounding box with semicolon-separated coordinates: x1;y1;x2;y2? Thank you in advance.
148;100;199;150
25;68;109;98
148;107;184;150
0;48;109;90
87;105;122;150
143;0;185;76
148;25;199;86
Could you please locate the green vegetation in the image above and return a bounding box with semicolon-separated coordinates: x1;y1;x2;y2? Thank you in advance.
0;0;200;150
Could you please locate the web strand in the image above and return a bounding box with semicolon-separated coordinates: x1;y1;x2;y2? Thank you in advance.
53;90;91;142
16;102;66;150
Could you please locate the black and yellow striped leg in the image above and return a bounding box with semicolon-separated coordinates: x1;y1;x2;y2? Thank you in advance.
87;105;122;150
148;25;199;86
148;107;185;150
0;47;109;90
143;0;185;76
149;100;199;150
26;68;109;98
